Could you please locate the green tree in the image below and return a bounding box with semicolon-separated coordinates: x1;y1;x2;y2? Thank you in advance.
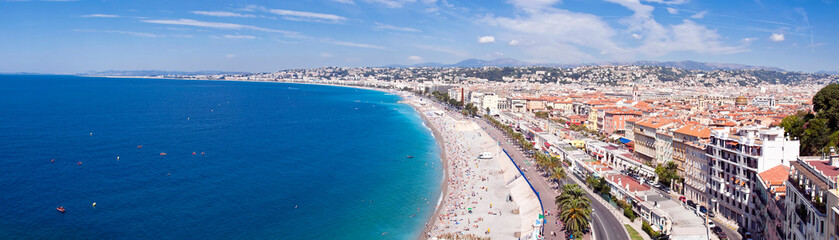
552;166;567;185
556;184;591;237
802;118;832;155
655;161;681;188
779;114;806;140
813;83;839;130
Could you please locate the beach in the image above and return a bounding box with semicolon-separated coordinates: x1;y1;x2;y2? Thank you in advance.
400;93;525;239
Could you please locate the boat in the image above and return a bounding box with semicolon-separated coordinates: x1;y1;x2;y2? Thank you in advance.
160;153;167;156
406;155;414;158
57;206;65;213
137;145;142;149
192;152;196;155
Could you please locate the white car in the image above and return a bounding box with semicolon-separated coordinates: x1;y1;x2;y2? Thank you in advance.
707;220;715;228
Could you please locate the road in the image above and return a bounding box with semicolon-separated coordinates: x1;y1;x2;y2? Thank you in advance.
476;118;629;240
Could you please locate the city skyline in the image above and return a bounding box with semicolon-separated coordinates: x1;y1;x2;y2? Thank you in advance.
1;0;837;73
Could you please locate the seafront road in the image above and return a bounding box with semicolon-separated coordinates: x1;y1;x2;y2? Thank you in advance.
476;119;629;240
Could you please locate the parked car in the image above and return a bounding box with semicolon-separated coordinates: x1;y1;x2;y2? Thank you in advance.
708;211;715;218
712;226;723;234
717;232;728;240
707;220;715;228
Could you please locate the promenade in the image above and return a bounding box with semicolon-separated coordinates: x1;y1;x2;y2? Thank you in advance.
476;118;631;240
406;96;523;239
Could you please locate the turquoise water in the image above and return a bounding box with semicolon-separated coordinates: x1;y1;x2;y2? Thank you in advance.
0;75;442;239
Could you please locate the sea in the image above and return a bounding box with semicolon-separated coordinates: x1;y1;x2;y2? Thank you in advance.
0;75;442;239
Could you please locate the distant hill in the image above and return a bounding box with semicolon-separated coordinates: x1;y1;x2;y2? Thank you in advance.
384;58;786;72
80;70;250;76
817;71;839;75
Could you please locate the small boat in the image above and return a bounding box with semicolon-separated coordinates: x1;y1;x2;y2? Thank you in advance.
160;153;167;156
57;206;65;213
201;152;205;155
406;155;414;158
137;145;142;149
192;152;196;155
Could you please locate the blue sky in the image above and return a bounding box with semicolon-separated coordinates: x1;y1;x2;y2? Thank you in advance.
1;0;837;73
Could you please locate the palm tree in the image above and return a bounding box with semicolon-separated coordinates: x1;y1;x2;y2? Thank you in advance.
555;184;592;237
552;166;567;185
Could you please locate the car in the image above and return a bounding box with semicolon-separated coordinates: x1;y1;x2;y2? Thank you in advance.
707;220;715;228
717;231;728;240
708;211;715;218
712;226;723;234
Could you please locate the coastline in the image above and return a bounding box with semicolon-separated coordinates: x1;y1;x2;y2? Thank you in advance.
397;93;450;239
84;75;450;239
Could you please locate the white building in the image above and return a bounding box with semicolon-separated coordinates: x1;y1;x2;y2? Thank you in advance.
705;126;799;232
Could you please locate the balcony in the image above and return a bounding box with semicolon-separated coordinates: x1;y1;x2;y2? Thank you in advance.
789;178;827;215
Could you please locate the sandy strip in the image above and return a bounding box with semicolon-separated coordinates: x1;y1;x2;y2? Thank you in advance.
402;94;520;239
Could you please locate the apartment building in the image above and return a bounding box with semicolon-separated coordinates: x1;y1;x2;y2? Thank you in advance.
633;118;677;165
785;151;839;240
754;164;790;240
673;124;711;206
706;126;799;232
603;109;642;135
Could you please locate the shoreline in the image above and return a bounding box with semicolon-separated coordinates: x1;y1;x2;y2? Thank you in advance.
83;75;449;239
398;94;450;240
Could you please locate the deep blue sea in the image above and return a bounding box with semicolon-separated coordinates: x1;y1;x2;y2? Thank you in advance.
0;75;442;239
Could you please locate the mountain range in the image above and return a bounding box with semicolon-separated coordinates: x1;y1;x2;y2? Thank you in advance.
385;58;789;72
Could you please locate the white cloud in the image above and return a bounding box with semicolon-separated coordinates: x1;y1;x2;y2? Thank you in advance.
483;7;623;60
642;0;689;5
82;14;119;18
192;11;256;18
321;53;333;58
327;40;386;49
484;0;743;62
770;33;785;42
363;0;440;8
332;0;355;4
741;37;758;43
374;23;421;32
408;56;424;62
666;7;678;14
223;34;256;39
266;8;347;23
478;36;496;43
74;29;162;38
105;30;160;37
509;40;520;45
141;19;303;38
690;10;707;19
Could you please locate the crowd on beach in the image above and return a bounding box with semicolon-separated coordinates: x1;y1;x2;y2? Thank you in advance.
413;98;518;239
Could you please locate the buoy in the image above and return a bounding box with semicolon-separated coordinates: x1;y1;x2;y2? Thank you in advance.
294;205;298;209
201;152;205;155
51;159;54;162
90;132;93;136
92;202;96;207
116;156;120;160
138;145;142;149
